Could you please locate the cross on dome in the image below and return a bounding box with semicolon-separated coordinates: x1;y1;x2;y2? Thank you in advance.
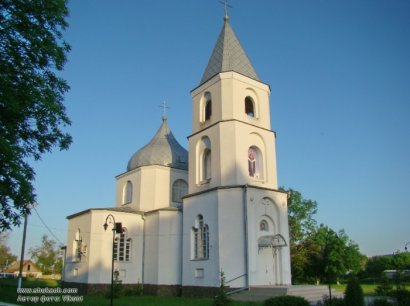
159;100;169;121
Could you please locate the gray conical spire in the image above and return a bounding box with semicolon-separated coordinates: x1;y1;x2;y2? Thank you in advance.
200;18;259;85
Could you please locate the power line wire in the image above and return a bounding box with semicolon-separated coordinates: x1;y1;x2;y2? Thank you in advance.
33;207;64;245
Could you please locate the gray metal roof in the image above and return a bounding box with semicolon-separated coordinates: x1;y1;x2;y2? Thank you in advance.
200;18;259;85
127;117;188;171
66;206;143;219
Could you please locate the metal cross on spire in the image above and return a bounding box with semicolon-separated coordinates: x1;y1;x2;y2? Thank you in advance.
159;100;169;121
219;0;232;21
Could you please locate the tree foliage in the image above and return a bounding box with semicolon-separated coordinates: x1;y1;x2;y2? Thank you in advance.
364;253;410;279
29;234;62;274
0;232;17;271
305;226;366;283
280;187;318;282
281;187;366;283
283;188;318;244
0;0;72;230
307;226;347;283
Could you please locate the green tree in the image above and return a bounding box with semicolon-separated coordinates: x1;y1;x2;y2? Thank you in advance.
337;229;367;275
307;226;346;285
29;234;62;274
280;187;318;283
213;270;232;306
0;232;17;271
0;0;72;230
305;226;349;303
364;255;394;278
306;226;365;284
364;253;410;280
392;252;410;270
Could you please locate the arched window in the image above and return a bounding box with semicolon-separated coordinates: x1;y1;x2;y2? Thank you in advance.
192;215;209;260
198;136;212;183
114;228;131;262
260;220;269;232
245;96;255;117
203;149;211;181
204;92;212;121
73;228;82;262
172;179;188;203
122;181;132;204
248;146;263;179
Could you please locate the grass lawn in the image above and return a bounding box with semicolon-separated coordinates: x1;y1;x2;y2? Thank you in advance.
0;278;261;306
333;283;378;295
333;283;410;296
3;278;408;305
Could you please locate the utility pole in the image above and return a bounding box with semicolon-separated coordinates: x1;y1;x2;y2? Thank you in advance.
17;207;29;289
17;203;36;289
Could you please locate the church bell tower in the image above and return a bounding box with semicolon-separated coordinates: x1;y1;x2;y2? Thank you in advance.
182;16;291;293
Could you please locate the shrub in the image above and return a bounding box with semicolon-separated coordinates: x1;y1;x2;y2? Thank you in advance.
372;298;393;306
375;275;393;296
321;297;345;306
104;280;123;298
123;282;143;296
213;271;231;306
344;277;364;306
395;288;410;306
263;295;310;306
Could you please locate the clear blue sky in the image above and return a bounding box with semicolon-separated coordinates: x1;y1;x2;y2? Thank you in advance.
8;0;410;258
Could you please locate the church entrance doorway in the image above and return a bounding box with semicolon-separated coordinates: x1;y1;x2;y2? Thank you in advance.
257;247;275;285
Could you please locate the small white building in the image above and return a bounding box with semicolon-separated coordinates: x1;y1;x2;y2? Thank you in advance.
63;16;291;296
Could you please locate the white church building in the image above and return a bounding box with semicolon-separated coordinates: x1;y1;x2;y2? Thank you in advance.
63;16;292;296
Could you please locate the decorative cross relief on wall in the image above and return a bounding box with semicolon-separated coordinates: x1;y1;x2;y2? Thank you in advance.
261;197;273;214
261;198;273;206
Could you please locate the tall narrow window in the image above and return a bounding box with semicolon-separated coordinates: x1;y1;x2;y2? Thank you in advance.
125;238;132;261
248;146;263;179
122;181;132;204
198;136;211;183
203;149;211;181
118;233;125;261
204;92;212;121
114;228;131;262
113;237;119;260
245;96;255;117
73;228;82;262
172;179;188;203
192;215;209;260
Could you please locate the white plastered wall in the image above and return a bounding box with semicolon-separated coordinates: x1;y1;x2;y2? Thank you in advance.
246;188;291;285
191;72;271;134
64;210;144;285
182;191;220;288
115;165;188;211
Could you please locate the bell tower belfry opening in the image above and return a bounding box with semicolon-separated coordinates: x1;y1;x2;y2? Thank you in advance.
182;16;291;292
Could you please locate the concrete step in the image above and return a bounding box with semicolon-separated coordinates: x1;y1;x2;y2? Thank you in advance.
230;285;344;304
